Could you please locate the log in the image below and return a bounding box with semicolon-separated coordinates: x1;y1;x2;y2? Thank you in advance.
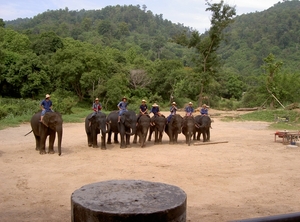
193;141;228;146
236;107;258;111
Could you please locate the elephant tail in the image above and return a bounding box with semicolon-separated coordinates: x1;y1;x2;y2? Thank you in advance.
24;130;33;136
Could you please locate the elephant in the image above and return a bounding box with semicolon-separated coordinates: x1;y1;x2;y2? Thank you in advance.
85;112;109;149
29;111;63;155
165;114;183;144
148;115;167;144
182;116;196;146
107;110;137;148
133;115;150;147
193;115;211;142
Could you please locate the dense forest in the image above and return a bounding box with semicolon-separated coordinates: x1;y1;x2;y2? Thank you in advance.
1;0;300;113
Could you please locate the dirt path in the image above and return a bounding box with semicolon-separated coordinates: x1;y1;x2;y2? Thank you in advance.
0;110;300;222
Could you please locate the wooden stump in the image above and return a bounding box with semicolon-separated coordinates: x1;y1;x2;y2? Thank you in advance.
71;180;187;222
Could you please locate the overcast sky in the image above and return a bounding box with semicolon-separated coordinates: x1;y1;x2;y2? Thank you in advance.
0;0;282;33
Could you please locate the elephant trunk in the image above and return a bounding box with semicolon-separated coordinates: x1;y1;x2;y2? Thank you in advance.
57;128;63;156
126;126;136;135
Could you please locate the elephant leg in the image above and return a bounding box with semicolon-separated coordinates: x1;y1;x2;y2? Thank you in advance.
92;131;99;148
48;132;56;154
114;133;119;144
34;134;40;151
203;130;207;142
133;133;138;144
174;133;178;144
39;131;47;155
154;130;158;144
125;134;131;147
148;128;153;141
101;133;106;150
169;131;173;144
107;131;112;144
158;131;163;144
87;132;92;147
207;129;210;141
120;134;126;148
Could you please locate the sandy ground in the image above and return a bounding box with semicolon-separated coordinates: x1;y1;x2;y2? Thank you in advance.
0;109;300;222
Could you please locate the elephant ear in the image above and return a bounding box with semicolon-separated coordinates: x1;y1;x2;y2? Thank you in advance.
121;115;125;123
43;113;51;126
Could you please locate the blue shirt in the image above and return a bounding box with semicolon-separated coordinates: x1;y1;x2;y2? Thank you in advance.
140;104;148;113
40;99;52;112
150;107;160;115
200;108;208;115
170;105;177;115
118;101;128;110
185;106;194;114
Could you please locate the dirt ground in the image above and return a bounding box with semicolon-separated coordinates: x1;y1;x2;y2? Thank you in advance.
1;109;300;222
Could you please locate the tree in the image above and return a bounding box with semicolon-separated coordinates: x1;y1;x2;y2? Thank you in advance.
173;0;236;106
0;19;5;28
262;53;283;108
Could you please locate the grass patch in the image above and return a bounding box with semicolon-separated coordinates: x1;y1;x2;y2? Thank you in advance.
221;109;300;130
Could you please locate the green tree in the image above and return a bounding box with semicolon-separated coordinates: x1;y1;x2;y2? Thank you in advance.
262;53;283;108
173;0;236;106
0;19;5;28
32;31;64;55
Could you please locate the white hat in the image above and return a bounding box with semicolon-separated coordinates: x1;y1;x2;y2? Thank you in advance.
152;103;158;107
95;98;99;101
142;99;146;103
188;102;193;105
45;94;50;98
172;102;176;105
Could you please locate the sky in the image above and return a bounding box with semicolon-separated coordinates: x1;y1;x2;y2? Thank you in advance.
0;0;282;33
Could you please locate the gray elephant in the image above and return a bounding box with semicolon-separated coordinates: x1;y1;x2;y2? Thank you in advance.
85;112;109;149
148;115;167;144
182;116;196;146
133;115;150;147
193;115;211;142
107;110;137;148
165;114;183;144
28;111;63;155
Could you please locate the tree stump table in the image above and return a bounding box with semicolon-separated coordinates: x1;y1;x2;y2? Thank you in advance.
71;180;187;222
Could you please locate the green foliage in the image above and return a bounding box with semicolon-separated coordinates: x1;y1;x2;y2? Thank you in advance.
2;1;300;112
50;90;78;114
0;98;40;119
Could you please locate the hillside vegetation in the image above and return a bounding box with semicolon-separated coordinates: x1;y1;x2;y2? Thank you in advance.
1;1;300;120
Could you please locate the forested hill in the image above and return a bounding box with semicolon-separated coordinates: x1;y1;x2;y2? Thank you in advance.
5;1;300;74
4;5;193;61
220;0;300;75
1;1;300;110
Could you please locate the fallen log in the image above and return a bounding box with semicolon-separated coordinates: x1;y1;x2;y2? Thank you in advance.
194;141;228;146
236;107;258;111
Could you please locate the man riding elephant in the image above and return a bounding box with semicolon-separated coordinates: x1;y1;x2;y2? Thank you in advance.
117;96;128;122
40;94;54;126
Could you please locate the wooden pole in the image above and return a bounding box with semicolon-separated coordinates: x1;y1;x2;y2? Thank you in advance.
193;141;228;146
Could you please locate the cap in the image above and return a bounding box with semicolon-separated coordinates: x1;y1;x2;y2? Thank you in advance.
45;94;50;98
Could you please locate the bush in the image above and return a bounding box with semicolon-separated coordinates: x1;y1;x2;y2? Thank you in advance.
0;106;8;119
0;98;40;118
50;90;78;114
